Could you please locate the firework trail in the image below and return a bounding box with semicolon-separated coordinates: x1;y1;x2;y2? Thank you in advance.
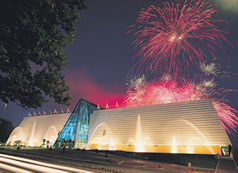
125;74;146;90
124;76;238;134
131;0;231;75
125;74;146;105
199;58;232;80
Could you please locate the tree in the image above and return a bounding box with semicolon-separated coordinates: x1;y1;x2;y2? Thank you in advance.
0;0;86;108
15;140;21;146
0;119;14;143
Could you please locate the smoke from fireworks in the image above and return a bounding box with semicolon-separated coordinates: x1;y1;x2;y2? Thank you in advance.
131;0;231;75
124;75;238;134
211;0;238;13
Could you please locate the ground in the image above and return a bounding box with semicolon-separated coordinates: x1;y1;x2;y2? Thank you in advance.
0;146;228;172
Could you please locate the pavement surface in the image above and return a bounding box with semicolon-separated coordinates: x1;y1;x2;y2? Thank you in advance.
216;158;238;173
0;153;93;173
0;147;234;173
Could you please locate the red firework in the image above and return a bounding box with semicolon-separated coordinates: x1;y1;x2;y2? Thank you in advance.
131;0;231;75
124;77;238;134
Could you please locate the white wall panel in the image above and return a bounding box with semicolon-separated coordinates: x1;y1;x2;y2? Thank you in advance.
7;113;70;146
88;99;231;147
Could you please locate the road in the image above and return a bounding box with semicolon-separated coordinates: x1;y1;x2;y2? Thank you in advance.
0;148;217;172
0;153;93;173
216;158;238;173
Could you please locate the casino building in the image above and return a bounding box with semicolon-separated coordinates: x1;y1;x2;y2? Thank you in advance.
7;98;231;155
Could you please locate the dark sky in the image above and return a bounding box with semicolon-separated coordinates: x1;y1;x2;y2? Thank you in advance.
2;0;238;145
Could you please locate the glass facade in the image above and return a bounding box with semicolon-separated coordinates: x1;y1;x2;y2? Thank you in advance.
53;99;97;149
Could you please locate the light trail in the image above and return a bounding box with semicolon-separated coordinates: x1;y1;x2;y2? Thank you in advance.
0;162;33;173
0;156;68;173
0;153;93;173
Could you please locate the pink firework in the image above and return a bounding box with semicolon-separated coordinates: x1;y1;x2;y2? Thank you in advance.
131;0;231;75
213;100;238;133
124;77;238;134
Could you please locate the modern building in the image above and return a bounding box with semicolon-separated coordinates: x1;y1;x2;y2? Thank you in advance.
53;99;98;149
7;98;231;155
7;112;70;147
87;99;231;155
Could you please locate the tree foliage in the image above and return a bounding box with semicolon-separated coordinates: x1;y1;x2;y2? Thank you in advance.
0;119;14;143
0;0;86;108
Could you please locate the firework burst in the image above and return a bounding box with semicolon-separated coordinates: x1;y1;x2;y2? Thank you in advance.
125;74;146;90
199;58;232;79
125;74;146;105
131;0;231;75
124;76;238;134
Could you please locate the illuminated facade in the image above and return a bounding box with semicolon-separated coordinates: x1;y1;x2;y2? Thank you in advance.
7;98;231;155
53;99;97;149
7;113;70;147
87;99;231;155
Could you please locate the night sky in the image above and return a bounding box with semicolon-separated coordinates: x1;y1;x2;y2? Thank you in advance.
2;0;238;145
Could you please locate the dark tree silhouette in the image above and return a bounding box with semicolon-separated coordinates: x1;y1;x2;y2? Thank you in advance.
0;119;14;143
0;0;86;108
